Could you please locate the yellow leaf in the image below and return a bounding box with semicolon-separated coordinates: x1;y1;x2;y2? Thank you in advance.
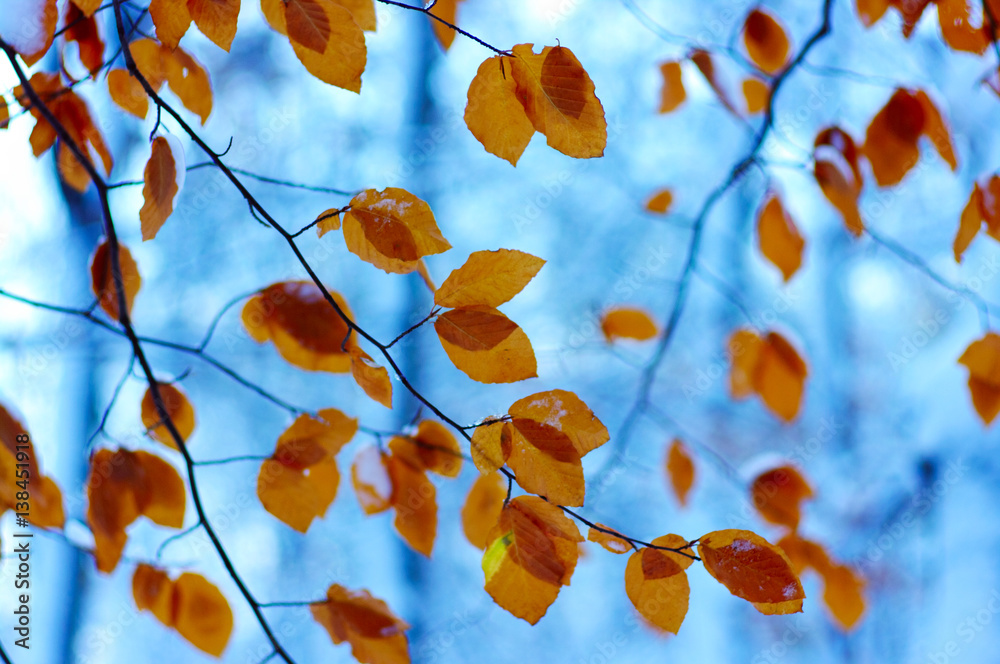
729;329;808;421
411;420;462;478
140;136;183;241
141;382;196;449
310;585;410;664
462;472;506;549
165;47;213;125
470;419;511;473
285;0;367;92
343;188;451;273
428;0;460;49
756;194;804;281
821;564;866;630
90;240;142;321
505;417;585;506
349;348;393;409
149;0;191;49
864;88;956;187
508;389;609;457
284;0;332;53
742;8;790;74
435;307;537;383
435;249;545;308
387;453;437;556
624;534;692;633
600;307;658;342
465;54;536;165
258;457;339;532
315;207;342;237
698;529;805;614
666;438;694;507
187;0;240;51
657;61;685;113
509;44;607;159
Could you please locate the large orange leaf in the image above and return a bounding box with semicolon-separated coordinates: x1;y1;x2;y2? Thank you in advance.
90;240;142;321
814;126;864;235
750;466;813;530
756;194;804;281
435;249;545;308
115;40;213;124
140;136;184;241
133;565;234;656
666;438;694;507
343;188;451;273
140;382;196;449
0;403;65;529
284;0;367;92
508;389;609;457
600;307;658;342
406;420;462;478
509;44;607;159
387;453;437;556
351;446;392;515
149;0;191;49
624;534;693;634
729;329;808;421
698;529;805;614
242;281;356;372
505;417;585;506
165;48;213;125
864;88;956;187
187;0;240;51
86;448;186;573
434;307;537;383
461;472;506;549
464;54;536;165
742;8;790;74
958;332;1000;424
310;584;410;664
658;61;686;113
482;496;583;624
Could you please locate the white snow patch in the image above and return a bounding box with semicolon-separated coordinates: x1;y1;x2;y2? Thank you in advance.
730;538;754;552
0;0;53;59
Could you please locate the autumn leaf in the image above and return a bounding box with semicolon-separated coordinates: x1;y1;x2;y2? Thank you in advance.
187;0;240;51
387;451;437;556
242;281;357;373
587;524;631;554
958;332;1000;424
658;61;686;113
954;184;984;262
937;0;989;53
434;306;537;383
750;466;813;530
690;49;740;116
470;419;511;473
140;136;185;241
407;420;463;478
814;127;864;235
0;95;8;130
108;69;149;118
462;472;507;549
141;382;196;449
315;207;342;237
116;39;213;124
133;565;234;656
742;77;770;114
728;329;808;421
822;564;866;630
644;188;673;214
465;54;536;165
666;438;694;507
149;0;191;49
625;534;693;633
311;584;410;664
349;348;393;409
435;249;545;309
90;240;142;321
509;44;607;159
600;307;658;342
508;389;609;457
742;8;790;75
482;496;583;624
698;529;805;614
284;0;367;93
284;0;332;53
343;188;451;274
428;0;461;50
351;445;393;515
87;448;186;573
756;194;804;281
64;3;106;76
505;416;585;506
0;403;65;528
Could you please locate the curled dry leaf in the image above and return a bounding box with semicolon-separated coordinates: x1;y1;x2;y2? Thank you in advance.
140;382;196;449
315;207;342;238
242;281;356;373
310;584;410;664
587;524;632;554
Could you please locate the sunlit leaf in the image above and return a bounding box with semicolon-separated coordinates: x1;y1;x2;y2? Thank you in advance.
90;240;142;321
284;0;332;53
729;329;808;421
625;534;692;633
465;54;536;165
108;69;149;118
343;188;451;273
462;472;506;549
310;584;410;664
822;564;866;630
505;417;585;506
756;194;804;281
600;307;658;342
435;306;537;383
141;382;196;449
470;419;511;473
698;529;805;614
666;438;694;507
508;390;609;457
435;249;545;309
315;207;342;237
187;0;240;51
149;0;191;49
284;0;367;93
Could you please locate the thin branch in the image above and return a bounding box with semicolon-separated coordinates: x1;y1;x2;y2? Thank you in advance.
375;0;508;55
386;307;440;348
194;454;271;466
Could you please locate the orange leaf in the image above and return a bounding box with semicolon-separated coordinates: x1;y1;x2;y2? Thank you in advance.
776;533;832;576
742;77;770;114
814;127;864;235
729;329;808;421
698;529;805;614
165;47;213;125
64;3;106;76
505;417;585;506
864;88;956;187
108;69;149;118
954;184;983;262
242;281;356;373
0;95;8;129
644;188;673;214
133;565;234;656
285;0;332;53
343;188;451;273
666;438;694;507
750;466;813;530
509;44;607;159
482;496;583;624
690;49;740;116
411;420;462;477
132;564;174;625
351;446;392;515
756;194;804;281
0;404;65;529
462;472;506;549
470;419;512;473
285;0;367;93
335;0;376;31
465;52;534;164
435;249;545;309
587;524;632;554
73;0;103;15
508;389;609;457
856;0;889;26
742;8;790;74
140;136;184;241
821;564;866;630
916;89;957;171
90;240;142;321
315;207;342;237
349;348;393;409
624;534;692;633
387;452;437;556
600;307;658;342
434;307;537;383
310;584;410;664
958;332;1000;424
187;0;240;51
149;0;191;49
428;0;460;50
140;382;196;449
938;0;989;53
657;61;686;113
10;0;58;66
86;448;186;573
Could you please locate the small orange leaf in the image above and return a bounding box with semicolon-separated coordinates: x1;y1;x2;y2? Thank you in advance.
462;472;506;549
856;0;889;27
140;136;184;241
428;0;460;49
482;496;583;624
411;420;462;478
821;564;866;630
587;524;632;554
470;419;511;473
173;572;235;656
698;529;805;614
242;281;356;373
756;194;804;281
132;564;174;626
954;184;983;262
690;49;740;116
729;329;808;421
644;188;673;214
343;188;451;274
624;534;692;634
509;44;607;159
600;307;658;342
310;584;409;664
315;208;342;237
435;307;537;383
864;88;956;187
64;3;106;76
958;332;1000;424
814;127;864;235
187;0;240;51
141;382;196;449
349;348;393;409
658;61;686;113
435;249;545;309
742;9;790;75
108;69;149;118
90;240;142;321
387;452;437;556
666;439;694;507
165;48;213;125
351;446;392;515
750;466;813;530
742;77;770;114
